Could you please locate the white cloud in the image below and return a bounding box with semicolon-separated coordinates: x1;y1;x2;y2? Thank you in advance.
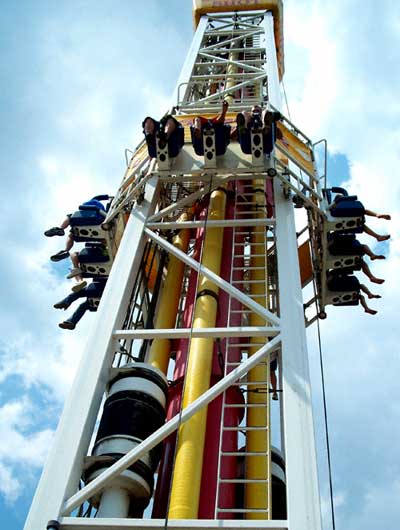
0;398;54;503
0;399;53;464
320;490;346;527
344;480;400;530
0;464;21;504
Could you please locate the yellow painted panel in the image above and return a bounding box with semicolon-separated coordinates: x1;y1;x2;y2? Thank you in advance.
276;148;289;167
298;240;313;287
277;122;314;176
144;247;159;292
193;0;281;19
120;142;148;192
176;112;237;141
192;0;284;78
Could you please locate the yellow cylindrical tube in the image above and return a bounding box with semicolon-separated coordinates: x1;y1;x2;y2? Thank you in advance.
168;188;227;519
245;181;271;519
147;213;192;375
225;41;239;106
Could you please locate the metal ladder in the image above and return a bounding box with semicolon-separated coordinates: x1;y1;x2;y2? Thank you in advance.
214;179;272;519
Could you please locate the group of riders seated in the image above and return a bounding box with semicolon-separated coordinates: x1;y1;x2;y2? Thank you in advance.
324;187;390;315
142;100;283;161
43;107;391;328
44;195;111;330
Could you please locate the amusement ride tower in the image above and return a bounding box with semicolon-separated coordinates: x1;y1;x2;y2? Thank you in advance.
25;1;332;529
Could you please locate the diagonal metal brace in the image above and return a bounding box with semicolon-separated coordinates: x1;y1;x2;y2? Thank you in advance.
144;227;280;326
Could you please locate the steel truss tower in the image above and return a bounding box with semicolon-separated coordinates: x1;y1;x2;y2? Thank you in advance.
25;2;325;529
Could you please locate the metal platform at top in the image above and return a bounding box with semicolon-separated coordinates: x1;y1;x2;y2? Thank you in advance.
153;143;271;178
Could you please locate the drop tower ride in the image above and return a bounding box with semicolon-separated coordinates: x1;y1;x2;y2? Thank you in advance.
25;1;326;529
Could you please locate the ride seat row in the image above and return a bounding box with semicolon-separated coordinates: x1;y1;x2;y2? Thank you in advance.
148;121;277;169
324;187;365;232
69;200;113;289
322;187;366;308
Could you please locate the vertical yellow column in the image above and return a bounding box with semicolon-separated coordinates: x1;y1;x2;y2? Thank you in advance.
168;188;227;519
225;42;239;106
147;212;192;375
224;13;241;106
245;181;271;519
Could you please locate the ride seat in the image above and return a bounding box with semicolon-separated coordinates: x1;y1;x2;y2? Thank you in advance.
324;191;365;233
326;233;363;270
325;272;359;306
190;123;231;157
329;196;364;218
79;243;111;278
70;204;107;242
238;125;275;156
325;211;364;234
155;126;185;170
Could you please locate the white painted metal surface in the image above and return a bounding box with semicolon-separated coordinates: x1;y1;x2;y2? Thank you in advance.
172;16;208;108
263;13;281;110
146;218;275;229
273;178;322;530
113;326;280;339
60;519;289;529
96;487;130;518
265;6;322;527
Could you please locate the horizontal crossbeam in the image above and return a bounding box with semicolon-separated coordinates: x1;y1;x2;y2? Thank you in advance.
202;29;262;52
198;51;264;74
113;326;280;340
181;75;267;106
146;218;275;230
60;518;288;529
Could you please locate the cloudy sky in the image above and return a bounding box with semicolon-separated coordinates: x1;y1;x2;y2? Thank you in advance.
0;1;399;529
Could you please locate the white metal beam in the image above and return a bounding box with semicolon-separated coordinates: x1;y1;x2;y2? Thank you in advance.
182;73;267;106
113;326;280;340
105;171;154;224
146;172;240;224
274;177;322;530
60;518;288;530
274;145;315;182
172;16;208;107
263;13;280;110
198;51;264;74
265;10;322;529
146;218;275;230
274;170;322;213
156;170;271;181
147;188;206;222
202;28;262;51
